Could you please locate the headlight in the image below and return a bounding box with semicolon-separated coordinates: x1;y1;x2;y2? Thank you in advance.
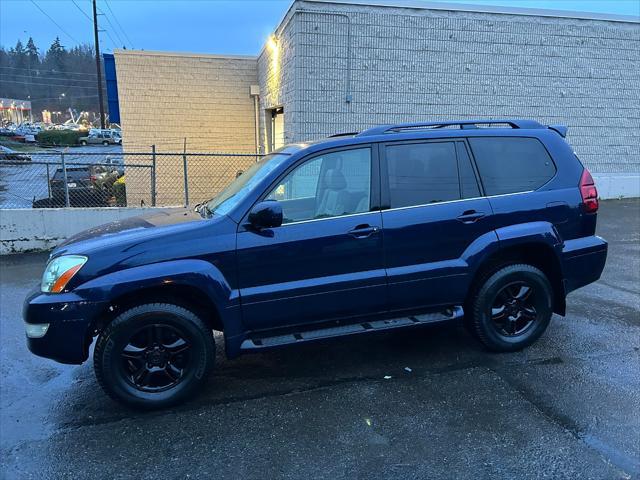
41;255;88;293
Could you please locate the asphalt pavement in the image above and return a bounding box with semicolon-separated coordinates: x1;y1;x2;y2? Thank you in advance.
1;199;638;479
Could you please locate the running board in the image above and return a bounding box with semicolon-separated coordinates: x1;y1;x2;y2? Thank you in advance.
240;306;463;351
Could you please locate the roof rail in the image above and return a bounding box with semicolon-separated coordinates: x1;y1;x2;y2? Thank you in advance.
328;131;359;138
356;119;544;137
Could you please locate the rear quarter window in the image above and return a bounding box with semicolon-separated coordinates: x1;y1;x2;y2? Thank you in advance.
468;137;556;195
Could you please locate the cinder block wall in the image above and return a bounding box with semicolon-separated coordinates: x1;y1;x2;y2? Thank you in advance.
258;10;299;152
286;1;640;175
114;50;260;205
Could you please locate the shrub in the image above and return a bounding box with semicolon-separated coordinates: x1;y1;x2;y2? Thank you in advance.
113;175;127;206
36;130;83;146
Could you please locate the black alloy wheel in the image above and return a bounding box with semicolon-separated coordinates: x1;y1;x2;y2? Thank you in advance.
94;303;215;409
471;264;553;352
121;324;192;393
490;281;538;337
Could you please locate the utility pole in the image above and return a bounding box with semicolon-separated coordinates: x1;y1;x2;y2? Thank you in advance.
92;0;106;129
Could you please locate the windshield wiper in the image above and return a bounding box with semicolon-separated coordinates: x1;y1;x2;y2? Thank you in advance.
194;202;213;218
194;202;207;217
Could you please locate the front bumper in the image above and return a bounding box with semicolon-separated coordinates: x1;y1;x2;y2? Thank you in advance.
561;235;608;294
23;287;108;364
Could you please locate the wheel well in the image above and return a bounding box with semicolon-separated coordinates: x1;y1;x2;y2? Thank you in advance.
466;243;566;316
90;284;224;337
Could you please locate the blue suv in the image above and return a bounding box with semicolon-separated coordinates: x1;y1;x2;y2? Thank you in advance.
24;120;607;409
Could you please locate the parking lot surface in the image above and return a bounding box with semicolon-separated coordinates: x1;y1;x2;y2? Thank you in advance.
1;199;638;479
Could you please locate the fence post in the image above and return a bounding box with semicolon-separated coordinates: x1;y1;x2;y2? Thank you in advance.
46;163;51;198
151;144;157;207
182;150;189;207
61;152;70;207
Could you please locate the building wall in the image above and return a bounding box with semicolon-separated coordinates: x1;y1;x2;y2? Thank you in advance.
257;10;299;152
114;50;260;205
282;0;640;176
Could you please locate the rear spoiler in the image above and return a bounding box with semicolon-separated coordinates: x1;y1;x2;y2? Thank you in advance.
548;124;568;138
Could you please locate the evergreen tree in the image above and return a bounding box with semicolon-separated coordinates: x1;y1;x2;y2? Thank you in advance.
44;37;66;73
25;37;40;68
9;40;27;70
1;37;105;122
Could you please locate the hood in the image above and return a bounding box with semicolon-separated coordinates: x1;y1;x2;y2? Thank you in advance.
54;208;205;255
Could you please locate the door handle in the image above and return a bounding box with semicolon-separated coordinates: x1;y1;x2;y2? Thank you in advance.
456;210;486;224
348;224;380;238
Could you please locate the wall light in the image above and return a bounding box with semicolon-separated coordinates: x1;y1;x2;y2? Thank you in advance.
267;34;278;52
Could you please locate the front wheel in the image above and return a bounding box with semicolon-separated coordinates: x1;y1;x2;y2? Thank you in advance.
94;303;215;409
471;264;553;352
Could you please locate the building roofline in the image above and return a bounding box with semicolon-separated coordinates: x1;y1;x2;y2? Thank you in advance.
113;49;257;61
300;0;640;23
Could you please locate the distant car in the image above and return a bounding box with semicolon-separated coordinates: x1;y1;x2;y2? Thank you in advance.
78;130;122;146
0;145;31;162
103;156;125;176
15;123;42;136
49;166;110;206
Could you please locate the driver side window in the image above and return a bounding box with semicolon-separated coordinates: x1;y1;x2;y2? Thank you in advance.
266;148;372;224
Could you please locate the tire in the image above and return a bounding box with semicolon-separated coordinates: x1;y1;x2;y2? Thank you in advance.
80;140;87;146
102;140;109;146
470;264;553;352
94;303;215;409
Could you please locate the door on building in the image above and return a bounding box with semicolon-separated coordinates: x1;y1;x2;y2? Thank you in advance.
236;145;387;331
267;107;285;152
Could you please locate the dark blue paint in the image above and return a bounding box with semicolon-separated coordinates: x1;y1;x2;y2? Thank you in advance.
102;53;120;125
24;122;608;364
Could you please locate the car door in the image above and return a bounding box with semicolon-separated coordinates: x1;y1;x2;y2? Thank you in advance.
380;139;493;313
236;145;386;331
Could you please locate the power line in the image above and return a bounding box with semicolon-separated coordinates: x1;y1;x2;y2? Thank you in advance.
100;28;120;51
30;94;99;101
29;0;80;45
103;0;134;48
71;0;93;23
2;73;97;83
97;6;126;48
1;79;98;88
0;66;98;77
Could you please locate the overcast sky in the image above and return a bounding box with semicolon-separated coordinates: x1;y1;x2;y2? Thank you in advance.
1;0;638;55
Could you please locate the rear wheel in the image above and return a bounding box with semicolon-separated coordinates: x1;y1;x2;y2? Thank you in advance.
80;140;87;146
102;140;109;146
94;303;215;409
471;264;553;352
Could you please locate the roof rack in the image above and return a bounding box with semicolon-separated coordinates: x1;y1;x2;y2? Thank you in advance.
356;119;544;137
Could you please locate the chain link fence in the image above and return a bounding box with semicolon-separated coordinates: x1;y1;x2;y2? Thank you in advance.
0;149;262;209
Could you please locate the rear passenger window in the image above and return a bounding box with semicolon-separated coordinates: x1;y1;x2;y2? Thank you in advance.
386;142;459;208
469;137;556;195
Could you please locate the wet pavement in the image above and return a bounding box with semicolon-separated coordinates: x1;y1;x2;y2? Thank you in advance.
1;199;638;479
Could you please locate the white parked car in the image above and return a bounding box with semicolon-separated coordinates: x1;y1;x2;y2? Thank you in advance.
79;129;122;146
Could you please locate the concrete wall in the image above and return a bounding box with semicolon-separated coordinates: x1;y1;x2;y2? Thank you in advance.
114;50;260;206
0;207;183;254
279;0;640;179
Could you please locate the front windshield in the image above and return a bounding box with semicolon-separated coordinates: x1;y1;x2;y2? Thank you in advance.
206;153;289;216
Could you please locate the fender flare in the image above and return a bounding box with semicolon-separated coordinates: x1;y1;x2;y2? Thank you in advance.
76;259;239;331
463;221;566;315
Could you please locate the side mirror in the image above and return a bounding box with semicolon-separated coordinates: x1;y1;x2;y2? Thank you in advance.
248;200;283;230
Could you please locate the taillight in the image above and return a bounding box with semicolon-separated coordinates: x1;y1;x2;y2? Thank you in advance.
90;175;96;183
579;168;598;213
